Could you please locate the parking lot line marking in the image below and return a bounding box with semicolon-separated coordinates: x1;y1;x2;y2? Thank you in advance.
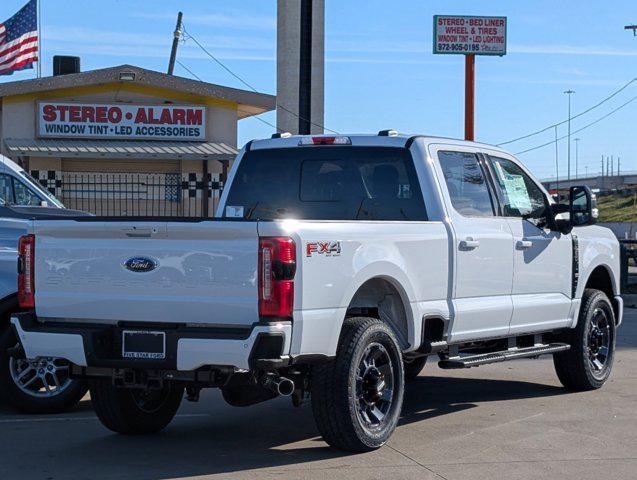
0;413;210;424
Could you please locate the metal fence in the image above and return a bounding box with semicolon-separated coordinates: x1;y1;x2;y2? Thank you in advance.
59;172;223;217
620;239;637;294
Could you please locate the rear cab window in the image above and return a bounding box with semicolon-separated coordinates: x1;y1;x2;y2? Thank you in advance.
224;147;427;221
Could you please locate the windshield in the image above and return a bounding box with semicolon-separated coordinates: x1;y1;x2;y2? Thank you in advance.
223;146;427;221
19;171;65;208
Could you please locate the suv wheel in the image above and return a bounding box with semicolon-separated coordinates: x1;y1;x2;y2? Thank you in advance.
90;380;183;434
553;288;616;391
311;317;404;452
0;326;87;413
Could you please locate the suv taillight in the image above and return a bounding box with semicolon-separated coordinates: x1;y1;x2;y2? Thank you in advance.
18;234;35;309
258;237;296;319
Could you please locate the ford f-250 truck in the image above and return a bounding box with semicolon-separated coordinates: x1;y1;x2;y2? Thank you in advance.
11;133;623;452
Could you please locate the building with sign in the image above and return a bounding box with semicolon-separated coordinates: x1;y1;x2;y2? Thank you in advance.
0;64;275;216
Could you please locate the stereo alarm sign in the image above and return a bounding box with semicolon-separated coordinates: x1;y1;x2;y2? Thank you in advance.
433;15;507;56
37;103;206;141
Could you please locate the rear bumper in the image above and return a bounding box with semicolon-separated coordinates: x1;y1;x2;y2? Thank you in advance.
10;312;291;371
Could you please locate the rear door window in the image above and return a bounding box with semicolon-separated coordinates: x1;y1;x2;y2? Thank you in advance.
224;147;427;221
438;150;495;217
12;179;42;206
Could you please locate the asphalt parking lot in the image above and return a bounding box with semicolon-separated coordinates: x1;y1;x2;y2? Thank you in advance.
1;308;635;480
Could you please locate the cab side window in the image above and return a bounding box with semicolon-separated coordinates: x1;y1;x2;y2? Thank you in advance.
0;174;13;205
438;151;495;217
488;156;548;225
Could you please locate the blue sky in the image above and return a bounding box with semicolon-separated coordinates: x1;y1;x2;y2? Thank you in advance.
1;0;636;179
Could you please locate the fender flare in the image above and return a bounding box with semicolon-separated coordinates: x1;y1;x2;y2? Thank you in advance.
339;263;417;347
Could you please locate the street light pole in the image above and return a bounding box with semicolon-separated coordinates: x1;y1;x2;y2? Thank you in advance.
564;90;575;180
574;138;580;178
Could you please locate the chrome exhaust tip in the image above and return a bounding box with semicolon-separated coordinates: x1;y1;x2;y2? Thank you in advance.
262;374;295;396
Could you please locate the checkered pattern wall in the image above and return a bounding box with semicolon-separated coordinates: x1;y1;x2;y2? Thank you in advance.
181;172;223;199
30;170;62;197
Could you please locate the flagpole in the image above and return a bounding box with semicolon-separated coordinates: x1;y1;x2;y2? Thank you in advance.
37;0;42;78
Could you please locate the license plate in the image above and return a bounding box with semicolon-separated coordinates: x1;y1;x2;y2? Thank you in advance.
122;330;166;360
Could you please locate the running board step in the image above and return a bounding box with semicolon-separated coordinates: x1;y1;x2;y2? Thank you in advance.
438;343;570;369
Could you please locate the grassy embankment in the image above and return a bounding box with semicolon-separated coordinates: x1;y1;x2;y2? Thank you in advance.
597;191;637;223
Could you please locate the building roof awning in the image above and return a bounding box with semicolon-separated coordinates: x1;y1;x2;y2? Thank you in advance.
3;138;238;161
0;65;276;119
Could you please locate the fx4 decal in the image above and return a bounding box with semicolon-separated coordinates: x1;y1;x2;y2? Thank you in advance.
306;241;341;257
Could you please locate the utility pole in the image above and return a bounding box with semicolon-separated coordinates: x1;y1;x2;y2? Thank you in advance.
626;25;637;36
167;12;183;75
574;138;580;178
277;0;325;135
618;157;621;175
465;54;476;141
564;90;575;180
554;125;560;190
601;155;604;177
298;0;313;135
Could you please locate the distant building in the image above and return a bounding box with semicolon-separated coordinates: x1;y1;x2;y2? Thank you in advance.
0;64;275;216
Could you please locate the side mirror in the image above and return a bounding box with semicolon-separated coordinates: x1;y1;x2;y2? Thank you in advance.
549;203;572;234
570;186;598;227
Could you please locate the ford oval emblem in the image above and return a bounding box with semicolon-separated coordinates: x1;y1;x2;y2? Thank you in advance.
124;257;157;273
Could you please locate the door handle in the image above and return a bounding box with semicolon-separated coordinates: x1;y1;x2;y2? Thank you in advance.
459;238;480;250
516;240;533;250
122;227;158;238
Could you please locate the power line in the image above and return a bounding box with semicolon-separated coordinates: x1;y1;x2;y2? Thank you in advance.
498;77;637;146
175;59;282;132
182;26;339;134
515;94;637;155
176;59;202;81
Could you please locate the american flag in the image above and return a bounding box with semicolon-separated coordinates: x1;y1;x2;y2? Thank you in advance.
0;0;38;76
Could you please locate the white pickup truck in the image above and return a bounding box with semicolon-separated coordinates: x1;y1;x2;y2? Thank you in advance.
11;133;623;452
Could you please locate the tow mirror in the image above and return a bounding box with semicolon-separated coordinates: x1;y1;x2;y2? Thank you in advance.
570;186;598;227
551;203;573;235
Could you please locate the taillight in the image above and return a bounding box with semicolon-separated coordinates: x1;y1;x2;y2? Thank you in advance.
258;237;296;319
18;234;35;309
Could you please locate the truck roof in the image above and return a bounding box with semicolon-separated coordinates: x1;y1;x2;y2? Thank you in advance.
247;132;510;155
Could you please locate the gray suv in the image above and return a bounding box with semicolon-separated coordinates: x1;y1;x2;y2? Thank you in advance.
0;155;90;413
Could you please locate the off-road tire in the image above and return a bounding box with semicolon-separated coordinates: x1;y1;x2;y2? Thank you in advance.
403;356;427;381
0;324;88;414
311;317;404;452
90;380;183;434
553;288;616;391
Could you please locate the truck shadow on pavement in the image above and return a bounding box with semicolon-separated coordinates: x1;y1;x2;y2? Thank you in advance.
65;376;567;479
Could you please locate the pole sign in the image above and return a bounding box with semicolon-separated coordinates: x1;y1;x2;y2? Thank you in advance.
433;15;507;56
37;103;206;141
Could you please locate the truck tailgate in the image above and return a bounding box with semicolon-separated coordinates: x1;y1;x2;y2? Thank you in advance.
33;220;259;326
